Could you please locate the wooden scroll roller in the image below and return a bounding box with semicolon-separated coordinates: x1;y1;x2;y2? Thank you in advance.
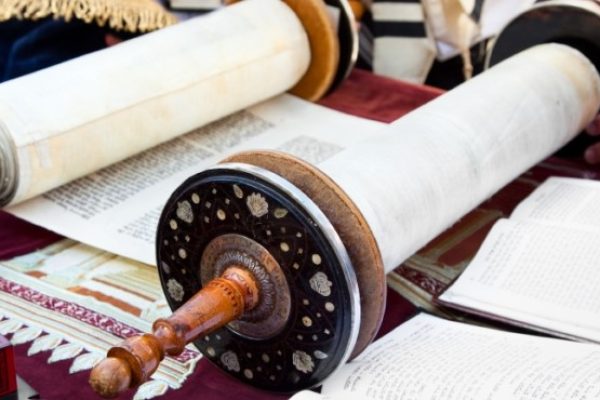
90;6;600;395
0;0;357;207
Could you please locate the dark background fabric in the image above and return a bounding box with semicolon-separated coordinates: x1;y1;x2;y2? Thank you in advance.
0;18;128;83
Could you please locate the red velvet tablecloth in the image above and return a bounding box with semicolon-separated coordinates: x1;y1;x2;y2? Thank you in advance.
0;68;443;400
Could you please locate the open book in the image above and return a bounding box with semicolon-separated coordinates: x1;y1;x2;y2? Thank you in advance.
291;313;600;399
438;177;600;343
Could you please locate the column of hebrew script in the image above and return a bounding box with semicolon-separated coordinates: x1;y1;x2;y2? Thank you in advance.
439;177;600;342
317;314;600;400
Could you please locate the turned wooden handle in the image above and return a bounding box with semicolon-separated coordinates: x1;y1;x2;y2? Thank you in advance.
89;267;259;398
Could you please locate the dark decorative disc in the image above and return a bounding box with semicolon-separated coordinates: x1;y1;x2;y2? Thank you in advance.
155;163;359;392
487;1;600;71
325;0;358;93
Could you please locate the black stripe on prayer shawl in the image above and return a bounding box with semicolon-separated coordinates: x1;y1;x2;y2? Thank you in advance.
372;21;427;38
470;0;485;22
358;25;374;68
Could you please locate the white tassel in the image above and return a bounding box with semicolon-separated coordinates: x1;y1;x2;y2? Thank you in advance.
133;380;169;400
28;334;63;356
69;352;105;374
48;342;84;363
10;326;43;345
0;319;23;335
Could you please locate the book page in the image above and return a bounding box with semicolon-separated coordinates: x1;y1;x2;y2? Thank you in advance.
7;95;383;265
510;177;600;229
289;392;341;400
439;218;600;342
319;314;600;400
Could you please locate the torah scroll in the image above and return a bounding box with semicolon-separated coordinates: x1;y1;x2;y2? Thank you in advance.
0;0;317;207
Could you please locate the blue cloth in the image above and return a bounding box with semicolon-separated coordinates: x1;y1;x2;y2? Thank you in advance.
0;18;108;82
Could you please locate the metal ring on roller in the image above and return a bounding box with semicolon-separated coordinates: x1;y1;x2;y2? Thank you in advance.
324;0;359;94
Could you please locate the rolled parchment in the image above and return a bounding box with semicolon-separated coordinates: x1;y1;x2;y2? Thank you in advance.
0;0;311;206
319;44;600;271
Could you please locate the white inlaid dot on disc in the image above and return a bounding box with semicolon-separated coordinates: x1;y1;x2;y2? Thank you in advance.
169;220;178;230
178;248;187;259
302;316;312;327
191;193;200;204
217;209;226;221
311;254;322;265
233;184;243;199
244;369;253;379
280;242;290;252
325;302;335;312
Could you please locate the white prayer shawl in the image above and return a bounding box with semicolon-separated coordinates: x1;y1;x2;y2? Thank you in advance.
370;0;535;83
371;0;437;83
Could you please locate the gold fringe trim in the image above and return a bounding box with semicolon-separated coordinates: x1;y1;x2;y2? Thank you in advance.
0;0;177;33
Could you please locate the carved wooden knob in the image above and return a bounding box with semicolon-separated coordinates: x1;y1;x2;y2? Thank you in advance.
89;267;259;398
89;357;131;398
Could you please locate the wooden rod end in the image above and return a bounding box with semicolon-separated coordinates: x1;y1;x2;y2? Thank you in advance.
89;266;260;397
89;357;132;398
